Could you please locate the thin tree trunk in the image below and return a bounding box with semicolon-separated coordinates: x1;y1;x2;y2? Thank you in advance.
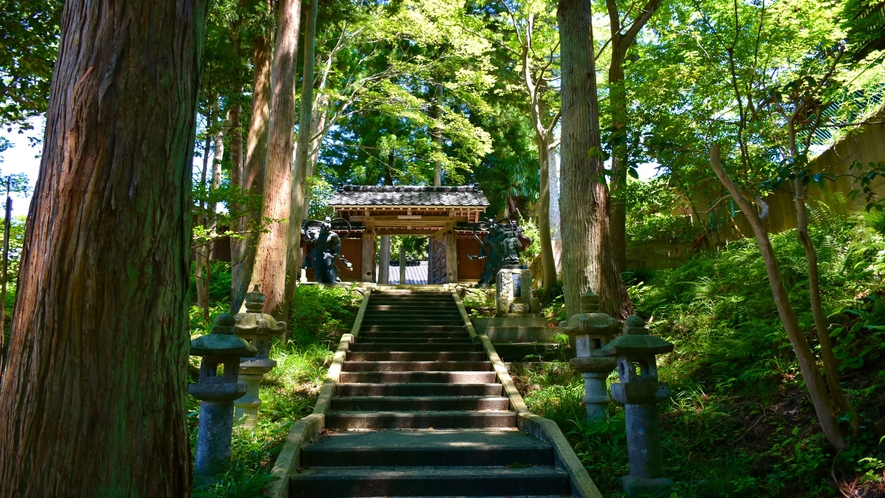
228;104;243;203
709;144;847;449
286;0;318;303
537;139;556;290
250;0;302;316
608;51;629;275
788;121;858;433
0;180;9;373
558;0;599;318
196;113;213;319
228;104;243;279
605;0;662;277
0;0;207;494
232;0;273;310
208;111;226;266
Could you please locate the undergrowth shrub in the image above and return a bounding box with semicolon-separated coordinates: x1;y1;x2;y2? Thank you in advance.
619;214;885;497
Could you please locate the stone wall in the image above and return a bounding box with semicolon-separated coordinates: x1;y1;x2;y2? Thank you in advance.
626;108;885;271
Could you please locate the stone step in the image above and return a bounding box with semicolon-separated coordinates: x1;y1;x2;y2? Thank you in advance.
300;429;550;467
330;395;510;412
348;343;481;352
347;351;488;362
361;318;465;326
359;330;468;339
355;337;472;345
289;465;570;497
368;299;455;305
367;302;460;308
360;324;466;333
338;371;498;384
325;410;517;429
336;383;503;397
342;361;491;372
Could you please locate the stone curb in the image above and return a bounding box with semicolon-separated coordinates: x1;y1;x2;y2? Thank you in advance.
451;292;603;498
264;287;373;498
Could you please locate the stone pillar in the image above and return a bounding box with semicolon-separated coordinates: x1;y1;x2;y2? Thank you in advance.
361;229;376;282
445;225;458;283
559;290;619;421
189;313;257;483
495;267;533;315
599;316;674;497
234;286;286;428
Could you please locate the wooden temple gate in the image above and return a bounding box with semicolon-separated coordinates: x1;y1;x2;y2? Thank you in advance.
324;185;490;284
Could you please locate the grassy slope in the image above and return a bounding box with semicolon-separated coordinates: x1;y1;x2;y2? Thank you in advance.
188;284;361;497
514;214;885;497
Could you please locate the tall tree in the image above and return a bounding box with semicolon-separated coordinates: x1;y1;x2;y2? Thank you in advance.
0;0;63;127
286;0;319;301
558;0;600;318
603;0;663;275
633;0;884;448
250;0;301;315
232;0;274;309
495;0;561;292
0;0;208;495
558;0;627;317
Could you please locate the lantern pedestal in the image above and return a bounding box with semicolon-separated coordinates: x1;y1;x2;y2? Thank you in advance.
599;316;673;497
496;267;533;315
233;286;286;428
560;291;620;422
189;314;256;483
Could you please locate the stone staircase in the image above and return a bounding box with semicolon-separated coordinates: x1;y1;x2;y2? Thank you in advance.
290;289;572;497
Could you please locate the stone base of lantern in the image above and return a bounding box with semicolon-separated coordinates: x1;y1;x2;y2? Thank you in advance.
570;356;616;422
234;358;277;428
581;371;611;422
621;475;673;497
496;267;533;315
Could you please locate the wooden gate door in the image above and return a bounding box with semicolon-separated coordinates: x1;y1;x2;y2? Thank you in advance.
428;234;447;284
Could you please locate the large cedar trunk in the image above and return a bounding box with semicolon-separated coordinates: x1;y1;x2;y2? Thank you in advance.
0;0;208;495
558;0;632;318
250;0;301;315
286;0;319;301
558;0;600;318
232;0;273;309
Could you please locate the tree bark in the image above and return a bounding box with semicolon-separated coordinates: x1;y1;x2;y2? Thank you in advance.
709;144;847;449
286;0;318;303
228;104;243;206
536;138;557;290
608;50;629;275
0;0;208;495
558;0;601;318
250;0;302;315
232;0;273;310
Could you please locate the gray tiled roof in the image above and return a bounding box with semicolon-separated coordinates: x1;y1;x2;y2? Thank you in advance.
330;185;490;208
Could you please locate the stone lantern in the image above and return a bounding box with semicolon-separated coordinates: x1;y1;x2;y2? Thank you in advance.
559;291;620;421
598;315;673;497
189;313;257;482
233;286;286;428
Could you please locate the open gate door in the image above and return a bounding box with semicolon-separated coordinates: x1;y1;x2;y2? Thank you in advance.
428;233;447;284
